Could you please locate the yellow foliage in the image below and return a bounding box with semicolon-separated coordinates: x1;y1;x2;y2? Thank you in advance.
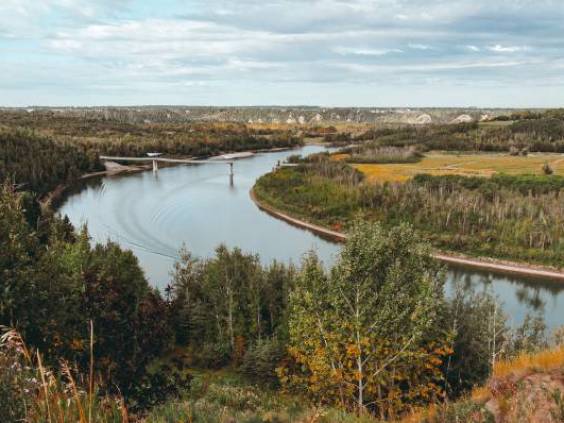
470;386;491;403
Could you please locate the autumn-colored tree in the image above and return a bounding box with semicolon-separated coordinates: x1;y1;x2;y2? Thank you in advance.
280;222;450;418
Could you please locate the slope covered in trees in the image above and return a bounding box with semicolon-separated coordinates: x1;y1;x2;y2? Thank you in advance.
340;110;564;153
0;111;303;196
2;179;563;421
0;129;101;193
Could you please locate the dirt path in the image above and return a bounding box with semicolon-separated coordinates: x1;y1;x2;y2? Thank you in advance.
250;189;564;282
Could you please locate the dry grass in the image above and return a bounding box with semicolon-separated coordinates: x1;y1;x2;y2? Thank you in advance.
331;153;351;161
349;152;564;183
1;326;127;423
493;346;564;379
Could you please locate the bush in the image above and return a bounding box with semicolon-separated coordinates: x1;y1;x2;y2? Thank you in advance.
348;145;423;164
240;339;285;384
190;343;231;369
543;162;555;175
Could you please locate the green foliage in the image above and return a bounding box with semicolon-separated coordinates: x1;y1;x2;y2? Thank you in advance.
355;113;564;153
412;173;564;195
0;129;102;193
283;221;448;417
255;164;564;267
0;184;37;328
346;145;423;164
171;247;296;368
443;284;509;397
0;113;303;195
240;338;286;384
146;371;377;423
0;183;173;398
509;313;548;355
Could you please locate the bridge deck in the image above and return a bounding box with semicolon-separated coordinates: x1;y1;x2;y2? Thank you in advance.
100;156;234;165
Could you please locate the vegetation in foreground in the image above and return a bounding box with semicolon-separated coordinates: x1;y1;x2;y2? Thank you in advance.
2;180;563;422
254;154;564;268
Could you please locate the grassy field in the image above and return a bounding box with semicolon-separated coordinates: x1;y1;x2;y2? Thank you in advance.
349;152;564;183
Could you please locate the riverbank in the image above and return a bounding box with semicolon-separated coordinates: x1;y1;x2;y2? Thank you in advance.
250;187;564;282
39;161;148;210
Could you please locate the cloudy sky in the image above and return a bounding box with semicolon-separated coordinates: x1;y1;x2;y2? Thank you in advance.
1;0;563;107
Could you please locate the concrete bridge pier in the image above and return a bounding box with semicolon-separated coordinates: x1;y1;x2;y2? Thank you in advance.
152;159;158;173
229;162;234;185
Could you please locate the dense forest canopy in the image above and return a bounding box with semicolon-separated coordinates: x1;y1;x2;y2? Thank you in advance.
0;130;102;193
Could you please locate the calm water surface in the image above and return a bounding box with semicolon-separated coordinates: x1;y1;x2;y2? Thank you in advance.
58;146;564;330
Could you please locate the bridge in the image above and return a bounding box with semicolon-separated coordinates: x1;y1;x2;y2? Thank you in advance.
99;155;235;180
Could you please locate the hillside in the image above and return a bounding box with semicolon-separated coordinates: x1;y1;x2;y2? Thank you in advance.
405;347;564;422
0;106;511;125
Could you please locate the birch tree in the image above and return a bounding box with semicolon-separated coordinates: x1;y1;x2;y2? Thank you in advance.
283;222;448;417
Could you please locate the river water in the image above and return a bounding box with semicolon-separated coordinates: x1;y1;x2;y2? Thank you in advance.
58;146;564;330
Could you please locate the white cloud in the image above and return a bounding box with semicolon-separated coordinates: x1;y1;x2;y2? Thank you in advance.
334;47;403;56
1;0;564;106
338;59;531;73
487;44;528;53
408;43;432;50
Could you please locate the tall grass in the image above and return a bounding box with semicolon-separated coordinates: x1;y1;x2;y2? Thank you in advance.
493;345;564;379
0;327;127;423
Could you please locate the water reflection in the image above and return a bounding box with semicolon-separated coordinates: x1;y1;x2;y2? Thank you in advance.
445;265;563;330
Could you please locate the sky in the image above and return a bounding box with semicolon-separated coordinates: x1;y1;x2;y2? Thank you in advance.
1;0;563;107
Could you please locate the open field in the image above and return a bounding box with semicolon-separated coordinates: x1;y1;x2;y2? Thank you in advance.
350;152;564;183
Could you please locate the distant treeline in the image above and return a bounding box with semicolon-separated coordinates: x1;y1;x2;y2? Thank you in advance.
324;110;564;153
0;129;102;193
0;112;303;194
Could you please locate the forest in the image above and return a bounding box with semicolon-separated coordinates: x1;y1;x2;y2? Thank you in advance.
329;110;564;153
254;155;564;267
0;111;303;194
1;181;562;422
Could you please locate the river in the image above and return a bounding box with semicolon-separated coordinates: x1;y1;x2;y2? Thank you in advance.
58;146;564;330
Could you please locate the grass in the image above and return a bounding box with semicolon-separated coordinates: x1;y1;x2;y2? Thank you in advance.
145;368;376;423
1;327;374;423
492;345;564;379
0;328;127;423
398;346;564;423
349;152;564;183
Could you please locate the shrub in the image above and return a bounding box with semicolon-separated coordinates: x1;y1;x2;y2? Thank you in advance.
543;162;555;175
348;145;423;164
240;338;285;384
